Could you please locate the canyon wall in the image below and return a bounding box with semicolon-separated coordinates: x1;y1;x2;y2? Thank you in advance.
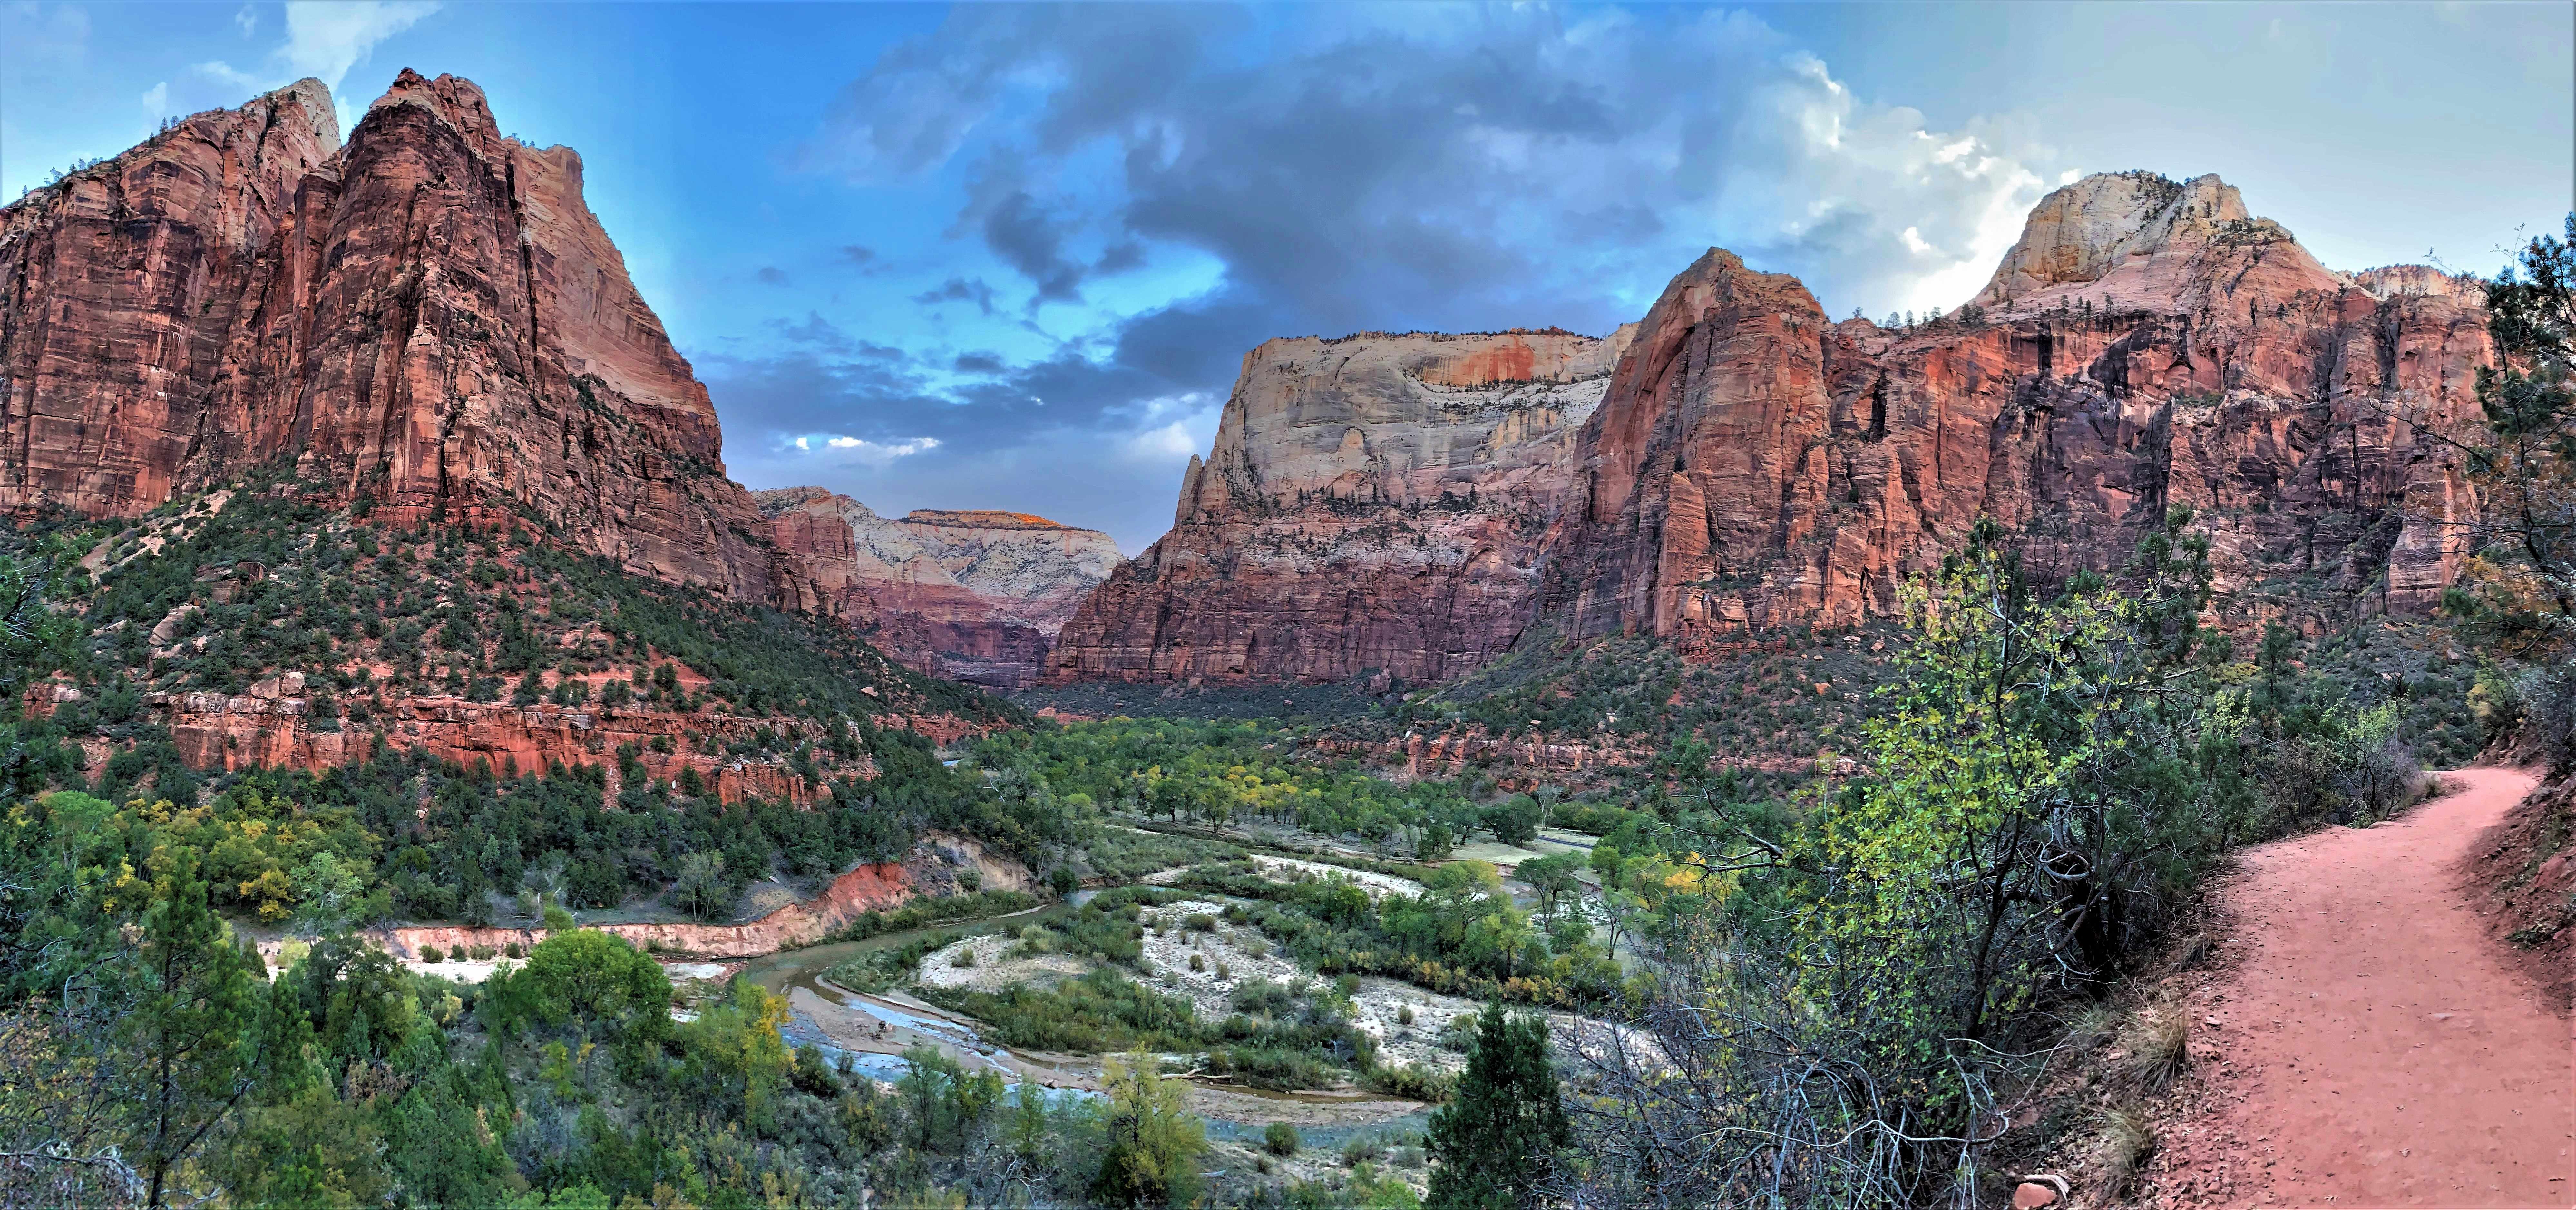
757;487;1118;687
1048;327;1631;683
1542;172;2488;642
0;72;954;652
1059;172;2490;683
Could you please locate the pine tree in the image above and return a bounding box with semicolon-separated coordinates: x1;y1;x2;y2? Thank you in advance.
120;849;262;1207
1426;1002;1570;1210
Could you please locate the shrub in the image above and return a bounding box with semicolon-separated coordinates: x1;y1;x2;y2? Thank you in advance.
417;944;444;963
1264;1123;1301;1156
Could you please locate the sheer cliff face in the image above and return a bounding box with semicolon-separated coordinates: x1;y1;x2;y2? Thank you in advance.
1059;172;2490;684
2;71;791;603
1544;172;2490;641
1049;328;1631;684
1;80;338;513
756;488;1119;688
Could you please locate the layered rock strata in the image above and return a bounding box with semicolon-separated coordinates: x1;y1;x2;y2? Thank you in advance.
756;487;1118;687
1049;327;1631;683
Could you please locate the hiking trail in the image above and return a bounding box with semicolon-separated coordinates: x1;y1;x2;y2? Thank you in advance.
2156;768;2573;1207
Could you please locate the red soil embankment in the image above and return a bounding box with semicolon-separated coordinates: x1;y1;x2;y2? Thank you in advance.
386;861;915;960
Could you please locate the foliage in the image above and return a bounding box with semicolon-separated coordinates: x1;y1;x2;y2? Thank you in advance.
1089;1054;1206;1208
1425;1002;1569;1210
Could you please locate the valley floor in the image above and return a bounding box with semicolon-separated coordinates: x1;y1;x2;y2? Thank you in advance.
2154;769;2574;1207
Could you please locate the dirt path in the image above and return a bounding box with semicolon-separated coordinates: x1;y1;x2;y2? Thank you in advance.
2159;769;2574;1207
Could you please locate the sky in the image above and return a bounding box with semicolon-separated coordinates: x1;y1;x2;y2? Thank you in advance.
5;2;2571;554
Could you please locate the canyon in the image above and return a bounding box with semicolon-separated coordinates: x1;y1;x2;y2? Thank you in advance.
1056;171;2492;683
756;487;1117;688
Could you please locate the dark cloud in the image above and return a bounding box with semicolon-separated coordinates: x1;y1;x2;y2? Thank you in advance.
756;266;790;286
839;244;877;265
767;5;2053;549
910;276;999;316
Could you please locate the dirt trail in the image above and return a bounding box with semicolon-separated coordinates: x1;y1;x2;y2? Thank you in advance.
2160;769;2574;1207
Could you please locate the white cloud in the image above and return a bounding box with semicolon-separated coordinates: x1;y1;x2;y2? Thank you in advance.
792;434;943;467
280;1;439;90
140;81;169;120
192;0;438;135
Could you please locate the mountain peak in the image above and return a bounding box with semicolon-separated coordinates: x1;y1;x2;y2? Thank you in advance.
1970;170;2340;313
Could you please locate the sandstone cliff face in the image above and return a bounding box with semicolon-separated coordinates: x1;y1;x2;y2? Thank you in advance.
754;487;1117;687
1;80;339;512
1062;173;2490;683
1049;327;1632;683
2;73;851;620
1543;172;2490;641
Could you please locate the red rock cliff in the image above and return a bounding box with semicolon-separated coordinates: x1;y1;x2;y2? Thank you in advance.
1059;173;2490;684
2;73;867;625
755;487;1117;688
1048;327;1631;683
1543;172;2489;641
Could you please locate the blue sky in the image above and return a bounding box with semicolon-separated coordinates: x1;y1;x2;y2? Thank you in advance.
6;2;2571;553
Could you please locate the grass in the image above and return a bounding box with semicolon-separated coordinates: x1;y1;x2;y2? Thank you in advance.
2116;1009;2190;1093
2093;1106;2156;1195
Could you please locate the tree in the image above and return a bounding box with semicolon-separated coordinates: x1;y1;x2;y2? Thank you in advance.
1517;852;1584;922
120;850;262;1207
2445;214;2576;651
1090;1053;1205;1207
1426;1002;1569;1210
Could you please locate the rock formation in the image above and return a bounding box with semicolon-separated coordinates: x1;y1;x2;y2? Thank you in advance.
756;487;1118;687
1544;172;2489;642
1060;172;2490;682
1049;328;1630;683
4;73;858;622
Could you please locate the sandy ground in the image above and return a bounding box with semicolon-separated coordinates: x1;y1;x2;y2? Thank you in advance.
1245;854;1423;899
916;899;1485;1074
916;932;1091;992
393;957;730;986
2154;768;2575;1207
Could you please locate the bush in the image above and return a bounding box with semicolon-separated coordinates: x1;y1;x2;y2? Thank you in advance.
417;944;444;963
1264;1123;1301;1156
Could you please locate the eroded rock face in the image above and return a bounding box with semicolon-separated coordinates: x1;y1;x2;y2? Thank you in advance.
3;72;844;615
1062;173;2489;683
1;79;339;513
1544;172;2490;642
754;487;1117;687
1049;327;1632;683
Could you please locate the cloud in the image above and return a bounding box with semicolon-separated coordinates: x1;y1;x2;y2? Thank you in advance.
787;434;942;467
802;5;2051;330
839;244;877;267
748;5;2060;550
191;0;439;134
756;266;791;286
911;277;999;316
279;1;439;89
141;81;169;120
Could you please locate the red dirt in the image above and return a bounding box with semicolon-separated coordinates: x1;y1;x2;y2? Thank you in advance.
2158;769;2574;1207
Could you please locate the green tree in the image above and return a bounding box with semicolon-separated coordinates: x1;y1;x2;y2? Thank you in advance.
121;849;263;1207
1090;1053;1206;1207
2433;214;2576;650
1425;1002;1569;1210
